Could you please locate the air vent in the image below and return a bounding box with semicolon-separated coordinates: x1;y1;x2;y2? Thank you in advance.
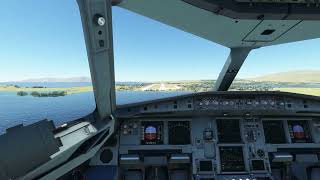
100;149;113;164
261;29;275;35
244;20;300;42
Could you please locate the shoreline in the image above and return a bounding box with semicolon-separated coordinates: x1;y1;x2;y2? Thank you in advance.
1;85;320;97
0;85;93;95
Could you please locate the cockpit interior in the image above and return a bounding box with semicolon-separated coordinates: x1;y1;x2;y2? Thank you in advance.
1;0;320;180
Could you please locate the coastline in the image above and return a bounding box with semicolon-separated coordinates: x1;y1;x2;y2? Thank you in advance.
1;85;320;97
0;85;93;95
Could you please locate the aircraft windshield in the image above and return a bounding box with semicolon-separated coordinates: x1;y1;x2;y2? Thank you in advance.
113;7;320;97
229;39;320;96
0;2;319;134
112;7;228;103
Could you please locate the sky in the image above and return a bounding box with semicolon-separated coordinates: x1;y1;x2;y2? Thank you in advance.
0;0;319;82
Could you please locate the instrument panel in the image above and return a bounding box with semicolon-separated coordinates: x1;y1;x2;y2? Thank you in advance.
121;120;191;146
119;118;319;172
117;92;320;179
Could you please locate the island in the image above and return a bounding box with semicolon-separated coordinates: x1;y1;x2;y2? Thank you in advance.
1;85;93;97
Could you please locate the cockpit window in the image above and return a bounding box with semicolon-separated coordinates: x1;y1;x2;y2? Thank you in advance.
230;39;320;96
113;7;228;93
0;3;230;133
0;0;95;133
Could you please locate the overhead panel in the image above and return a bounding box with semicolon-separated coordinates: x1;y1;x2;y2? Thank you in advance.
119;0;320;48
236;0;320;3
243;20;301;43
118;0;259;48
184;0;320;20
256;20;320;47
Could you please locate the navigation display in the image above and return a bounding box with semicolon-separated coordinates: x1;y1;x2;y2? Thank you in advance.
141;121;163;145
217;119;241;143
288;120;312;143
263;120;286;144
168;121;191;145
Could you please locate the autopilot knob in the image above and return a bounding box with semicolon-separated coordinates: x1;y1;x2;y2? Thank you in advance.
257;149;265;158
203;129;214;141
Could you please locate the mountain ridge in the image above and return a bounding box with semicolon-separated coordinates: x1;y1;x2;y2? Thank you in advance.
251;70;320;83
19;77;91;82
11;70;320;83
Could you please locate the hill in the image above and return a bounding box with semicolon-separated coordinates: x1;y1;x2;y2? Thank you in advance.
251;70;320;83
19;77;91;82
10;70;320;84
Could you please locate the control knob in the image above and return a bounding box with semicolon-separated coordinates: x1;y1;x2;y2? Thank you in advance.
257;149;265;158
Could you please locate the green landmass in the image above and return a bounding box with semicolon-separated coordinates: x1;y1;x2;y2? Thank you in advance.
251;70;320;83
16;91;67;97
17;91;28;96
2;70;320;97
30;91;67;97
0;85;93;94
273;88;320;96
2;80;320;98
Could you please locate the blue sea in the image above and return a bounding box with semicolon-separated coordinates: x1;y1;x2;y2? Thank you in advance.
0;82;188;134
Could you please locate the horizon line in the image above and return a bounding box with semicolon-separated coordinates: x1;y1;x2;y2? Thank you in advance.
1;69;320;83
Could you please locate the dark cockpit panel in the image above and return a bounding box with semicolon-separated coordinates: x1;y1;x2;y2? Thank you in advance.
263;120;287;144
168;121;191;145
217;119;242;143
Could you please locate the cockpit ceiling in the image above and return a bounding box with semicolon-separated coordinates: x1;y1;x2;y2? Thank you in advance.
184;0;320;20
237;0;320;3
118;0;320;48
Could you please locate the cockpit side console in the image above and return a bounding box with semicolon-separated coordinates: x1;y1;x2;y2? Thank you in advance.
0;120;61;180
